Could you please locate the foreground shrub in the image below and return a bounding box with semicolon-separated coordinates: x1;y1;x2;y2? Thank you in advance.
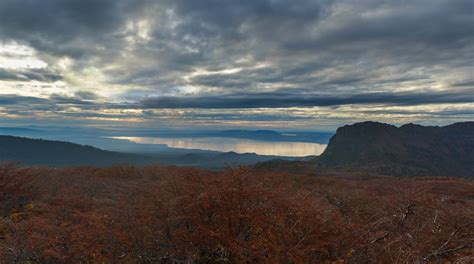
0;165;472;263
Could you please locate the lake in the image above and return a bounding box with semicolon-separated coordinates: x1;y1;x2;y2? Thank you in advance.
112;136;327;157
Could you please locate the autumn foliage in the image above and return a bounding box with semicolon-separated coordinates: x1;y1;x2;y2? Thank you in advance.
0;164;473;263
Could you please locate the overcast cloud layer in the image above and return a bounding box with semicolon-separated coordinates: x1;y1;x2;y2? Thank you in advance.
0;0;472;130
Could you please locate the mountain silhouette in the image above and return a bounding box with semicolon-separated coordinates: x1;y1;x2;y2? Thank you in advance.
0;136;150;166
0;135;300;168
317;121;474;177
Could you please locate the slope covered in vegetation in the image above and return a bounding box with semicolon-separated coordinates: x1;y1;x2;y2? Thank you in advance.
317;121;474;177
0;164;473;263
0;136;151;167
0;135;302;169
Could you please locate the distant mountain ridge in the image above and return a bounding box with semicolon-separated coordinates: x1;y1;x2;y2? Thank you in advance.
317;121;474;177
0;135;301;168
0;135;150;166
0;127;43;135
216;130;333;143
3;122;473;177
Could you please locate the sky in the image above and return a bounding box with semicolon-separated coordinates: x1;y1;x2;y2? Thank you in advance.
0;0;473;131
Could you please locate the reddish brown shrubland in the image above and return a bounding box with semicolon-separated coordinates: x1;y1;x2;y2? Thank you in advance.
0;164;473;263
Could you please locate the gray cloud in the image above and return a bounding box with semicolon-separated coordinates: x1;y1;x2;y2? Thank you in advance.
0;95;50;105
0;0;472;129
0;0;146;58
141;89;474;109
0;68;62;82
0;94;99;108
73;91;100;101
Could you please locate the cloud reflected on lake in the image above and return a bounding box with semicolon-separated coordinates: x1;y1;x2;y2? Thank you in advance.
112;137;327;157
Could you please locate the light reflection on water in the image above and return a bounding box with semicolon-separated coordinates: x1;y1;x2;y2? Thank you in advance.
112;137;327;157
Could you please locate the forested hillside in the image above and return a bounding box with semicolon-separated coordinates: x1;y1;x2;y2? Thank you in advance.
0;164;472;263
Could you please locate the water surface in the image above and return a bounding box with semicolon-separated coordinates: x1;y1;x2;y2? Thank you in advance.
112;136;326;157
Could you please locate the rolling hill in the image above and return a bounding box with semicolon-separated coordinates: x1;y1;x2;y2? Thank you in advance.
0;136;151;167
0;135;300;168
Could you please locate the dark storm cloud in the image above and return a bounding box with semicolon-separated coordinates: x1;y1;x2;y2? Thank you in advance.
141;90;474;109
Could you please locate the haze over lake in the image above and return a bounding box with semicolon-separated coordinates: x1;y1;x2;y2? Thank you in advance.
113;137;327;157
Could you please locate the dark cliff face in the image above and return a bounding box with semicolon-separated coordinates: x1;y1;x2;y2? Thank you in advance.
317;121;474;177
